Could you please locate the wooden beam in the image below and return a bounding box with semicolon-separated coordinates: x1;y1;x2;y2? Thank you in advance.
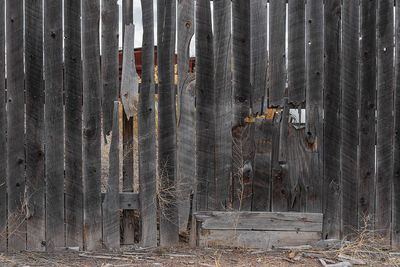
0;0;5;252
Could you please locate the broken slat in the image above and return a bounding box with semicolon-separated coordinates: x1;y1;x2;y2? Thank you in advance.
101;192;139;210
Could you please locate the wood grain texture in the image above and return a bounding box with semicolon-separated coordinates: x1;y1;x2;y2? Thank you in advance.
305;0;323;214
157;0;178;246
139;0;157;248
177;0;195;232
102;102;120;249
82;0;102;250
268;0;286;108
323;0;341;239
341;0;359;238
6;0;26;252
101;0;119;138
0;0;5;252
65;0;83;249
214;0;232;211
101;192;139;210
358;0;376;233
25;0;45;251
250;0;267;114
288;0;305;107
376;0;394;240
196;0;215;211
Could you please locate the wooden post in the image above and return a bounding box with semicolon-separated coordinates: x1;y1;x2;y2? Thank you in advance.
268;0;286;108
102;101;120;249
196;0;215;211
0;0;5;252
214;0;232;211
101;0;119;138
65;0;83;249
323;0;341;239
139;0;157;248
288;0;306;107
341;0;359;238
121;0;135;246
82;0;102;250
26;0;45;251
6;0;26;252
358;0;376;233
157;0;179;246
250;0;267;114
305;0;323;213
376;0;394;241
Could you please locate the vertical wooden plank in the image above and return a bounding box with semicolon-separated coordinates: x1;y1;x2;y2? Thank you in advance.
44;0;64;250
323;0;341;239
288;0;306;107
376;0;394;241
65;0;83;249
305;0;323;213
341;0;359;237
102;0;119;138
6;0;26;252
139;0;157;248
0;0;5;252
268;0;286;108
196;0;215;211
82;0;102;250
250;0;267;114
121;0;135;246
358;0;376;233
102;101;120;249
214;0;232;211
157;0;178;246
177;0;195;233
25;0;45;251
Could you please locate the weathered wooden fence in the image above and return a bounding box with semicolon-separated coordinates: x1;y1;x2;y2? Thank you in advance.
1;0;400;251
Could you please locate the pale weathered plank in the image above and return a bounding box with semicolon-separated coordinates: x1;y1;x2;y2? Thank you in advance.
102;101;120;249
101;0;119;138
6;0;26;252
341;0;359;238
196;0;215;211
65;0;83;249
0;0;5;252
376;0;394;241
268;0;286;108
214;0;232;211
195;211;323;232
25;0;45;251
358;0;376;233
177;0;195;232
305;0;323;214
288;0;305;107
157;0;178;246
82;0;102;250
139;0;157;248
250;0;267;114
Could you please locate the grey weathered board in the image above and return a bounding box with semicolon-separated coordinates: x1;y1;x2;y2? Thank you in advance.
177;0;195;232
102;102;120;249
358;0;376;232
268;0;286;108
214;0;232;211
194;212;322;249
139;0;157;248
101;192;139;210
157;0;178;246
323;0;341;239
341;0;359;238
25;0;45;251
65;0;83;249
82;0;102;251
0;0;5;252
288;0;305;107
376;0;394;241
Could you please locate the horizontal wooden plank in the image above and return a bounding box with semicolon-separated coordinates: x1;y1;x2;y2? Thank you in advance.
195;211;323;232
198;230;321;249
101;192;138;210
